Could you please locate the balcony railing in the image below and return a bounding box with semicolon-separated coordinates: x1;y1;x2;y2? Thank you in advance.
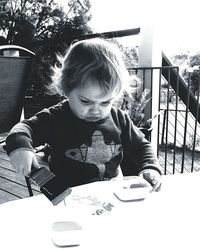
131;66;200;175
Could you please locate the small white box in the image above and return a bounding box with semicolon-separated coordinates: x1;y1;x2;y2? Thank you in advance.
113;176;152;201
51;221;82;247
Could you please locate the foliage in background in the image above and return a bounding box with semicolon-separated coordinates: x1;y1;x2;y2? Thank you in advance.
122;46;138;68
186;54;200;95
128;89;151;127
171;53;200;95
0;0;92;44
114;74;151;128
0;0;92;97
116;41;151;128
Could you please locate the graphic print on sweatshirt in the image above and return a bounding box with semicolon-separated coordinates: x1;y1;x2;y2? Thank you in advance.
65;130;122;180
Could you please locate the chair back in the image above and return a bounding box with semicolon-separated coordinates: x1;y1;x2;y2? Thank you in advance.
0;45;35;133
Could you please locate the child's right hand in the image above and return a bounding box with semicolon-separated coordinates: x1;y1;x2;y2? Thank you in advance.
9;149;40;177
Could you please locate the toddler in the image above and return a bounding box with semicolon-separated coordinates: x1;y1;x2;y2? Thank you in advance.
6;38;161;191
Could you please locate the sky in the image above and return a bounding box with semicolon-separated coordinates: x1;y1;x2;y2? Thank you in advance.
57;0;200;57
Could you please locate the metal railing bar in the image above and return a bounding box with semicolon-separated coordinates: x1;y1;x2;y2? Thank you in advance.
160;109;167;145
165;112;185;132
129;66;178;70
160;113;184;143
191;73;200;172
164;68;171;174
164;109;198;136
160;108;198;132
150;68;153;126
181;73;191;173
157;69;162;156
160;108;191;112
162;128;183;146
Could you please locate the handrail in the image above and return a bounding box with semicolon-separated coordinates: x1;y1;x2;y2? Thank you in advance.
162;52;200;124
26;27;141;47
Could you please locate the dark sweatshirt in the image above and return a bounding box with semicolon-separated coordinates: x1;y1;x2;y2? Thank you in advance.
6;100;161;187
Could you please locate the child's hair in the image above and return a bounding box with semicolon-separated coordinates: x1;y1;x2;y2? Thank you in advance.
50;38;131;98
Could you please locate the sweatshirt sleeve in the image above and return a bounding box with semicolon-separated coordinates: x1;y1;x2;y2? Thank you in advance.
117;109;162;175
6;102;64;156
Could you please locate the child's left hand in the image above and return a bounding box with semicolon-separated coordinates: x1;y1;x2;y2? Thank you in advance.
139;169;162;191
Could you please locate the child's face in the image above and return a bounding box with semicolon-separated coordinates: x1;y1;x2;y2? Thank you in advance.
68;77;117;122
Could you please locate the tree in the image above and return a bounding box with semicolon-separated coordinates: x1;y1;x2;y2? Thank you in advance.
0;0;56;44
0;0;92;98
0;0;91;45
188;54;200;95
171;52;200;95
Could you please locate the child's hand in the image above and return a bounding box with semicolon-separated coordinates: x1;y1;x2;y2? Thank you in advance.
139;169;162;191
9;149;40;177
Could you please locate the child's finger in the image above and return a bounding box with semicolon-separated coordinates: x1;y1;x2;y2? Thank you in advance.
32;156;40;169
139;170;161;191
152;181;162;192
140;171;153;183
23;166;31;177
17;166;25;176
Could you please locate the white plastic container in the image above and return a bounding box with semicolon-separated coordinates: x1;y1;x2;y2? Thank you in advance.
51;221;82;247
113;176;152;201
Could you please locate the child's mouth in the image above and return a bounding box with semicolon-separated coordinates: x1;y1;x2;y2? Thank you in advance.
84;116;102;122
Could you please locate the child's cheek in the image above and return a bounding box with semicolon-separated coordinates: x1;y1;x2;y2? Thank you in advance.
79;106;90;118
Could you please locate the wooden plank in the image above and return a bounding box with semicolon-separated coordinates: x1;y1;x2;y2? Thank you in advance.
0;155;41;190
0;158;16;172
0;167;40;192
0;174;40;197
0;176;29;198
0;167;28;186
0;143;43;203
0;157;36;188
0;142;51;204
0;189;20;204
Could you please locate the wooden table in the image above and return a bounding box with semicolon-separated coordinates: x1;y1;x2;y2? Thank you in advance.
0;173;200;250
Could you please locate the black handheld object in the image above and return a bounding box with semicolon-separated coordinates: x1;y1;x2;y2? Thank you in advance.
29;166;72;205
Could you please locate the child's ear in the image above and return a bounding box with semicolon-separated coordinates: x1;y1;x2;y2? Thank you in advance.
63;88;71;97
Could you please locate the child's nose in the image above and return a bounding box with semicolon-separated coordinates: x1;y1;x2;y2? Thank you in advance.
90;104;101;115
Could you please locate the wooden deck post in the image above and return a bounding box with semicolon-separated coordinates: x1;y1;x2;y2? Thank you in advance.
138;24;162;155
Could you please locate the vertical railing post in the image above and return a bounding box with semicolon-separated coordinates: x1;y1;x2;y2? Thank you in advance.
138;24;162;155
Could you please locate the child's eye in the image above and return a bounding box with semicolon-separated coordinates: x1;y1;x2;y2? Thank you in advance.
80;99;91;105
101;101;110;106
